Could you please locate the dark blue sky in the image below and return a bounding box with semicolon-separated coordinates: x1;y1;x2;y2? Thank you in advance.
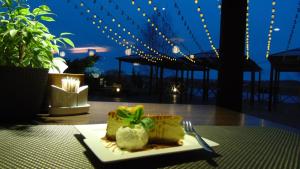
29;0;300;80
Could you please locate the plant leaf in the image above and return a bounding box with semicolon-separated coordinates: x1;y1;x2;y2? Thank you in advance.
40;16;55;22
141;118;155;132
63;38;75;48
9;29;18;37
134;106;144;121
39;5;51;12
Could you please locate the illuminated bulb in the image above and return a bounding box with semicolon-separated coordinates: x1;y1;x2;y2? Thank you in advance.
151;23;154;27
148;18;151;22
89;50;95;56
118;24;121;27
190;54;195;59
93;15;97;18
195;0;198;4
80;2;84;6
131;0;135;5
153;6;157;11
59;51;66;57
272;1;276;6
143;13;146;17
92;21;95;25
125;48;132;57
172;46;180;54
137;7;141;11
123;28;126;31
112;18;115;22
162;7;166;10
148;0;152;4
197;7;201;12
116;88;121;92
99;19;102;23
86;9;90;13
274;28;280;31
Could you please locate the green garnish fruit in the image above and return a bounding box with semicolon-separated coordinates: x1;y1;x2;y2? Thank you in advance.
116;105;154;132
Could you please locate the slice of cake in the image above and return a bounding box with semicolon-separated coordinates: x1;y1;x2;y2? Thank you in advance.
106;111;184;145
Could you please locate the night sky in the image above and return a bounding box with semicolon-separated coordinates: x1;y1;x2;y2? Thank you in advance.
28;0;300;80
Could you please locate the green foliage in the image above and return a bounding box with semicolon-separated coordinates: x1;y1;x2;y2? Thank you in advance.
0;0;74;69
116;106;155;132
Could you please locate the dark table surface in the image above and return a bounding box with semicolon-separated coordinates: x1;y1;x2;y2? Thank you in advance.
0;125;299;169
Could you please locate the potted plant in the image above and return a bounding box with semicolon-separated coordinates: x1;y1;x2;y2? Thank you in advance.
0;0;74;121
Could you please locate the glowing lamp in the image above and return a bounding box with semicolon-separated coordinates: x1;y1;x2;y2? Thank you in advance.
172;46;180;54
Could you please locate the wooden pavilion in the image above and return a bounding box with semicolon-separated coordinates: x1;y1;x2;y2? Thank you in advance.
268;48;300;110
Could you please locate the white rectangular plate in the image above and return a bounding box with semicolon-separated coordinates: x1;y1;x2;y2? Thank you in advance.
75;124;219;163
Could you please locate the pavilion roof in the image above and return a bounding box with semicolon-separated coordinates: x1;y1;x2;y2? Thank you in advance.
116;55;206;71
268;48;300;72
191;50;262;72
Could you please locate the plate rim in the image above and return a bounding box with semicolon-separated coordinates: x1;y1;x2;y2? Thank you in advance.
76;124;219;163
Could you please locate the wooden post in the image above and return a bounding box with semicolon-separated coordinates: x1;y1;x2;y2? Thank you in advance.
216;0;247;112
206;69;210;101
258;71;262;102
186;70;190;102
155;66;159;93
274;70;280;105
190;70;194;100
159;66;164;102
250;71;255;105
180;69;184;103
268;66;274;111
149;65;153;95
202;69;207;102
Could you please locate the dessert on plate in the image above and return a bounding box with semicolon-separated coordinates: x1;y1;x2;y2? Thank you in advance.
105;105;184;151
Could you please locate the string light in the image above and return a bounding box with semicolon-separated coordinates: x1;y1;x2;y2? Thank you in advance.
173;0;204;52
96;0;177;61
245;0;250;60
286;0;300;50
196;6;219;58
265;0;277;58
77;1;157;63
135;1;194;63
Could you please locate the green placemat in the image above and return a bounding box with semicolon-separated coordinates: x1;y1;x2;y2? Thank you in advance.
0;125;299;169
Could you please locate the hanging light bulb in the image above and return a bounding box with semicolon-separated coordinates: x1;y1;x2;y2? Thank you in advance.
190;54;195;59
172;46;180;54
89;50;95;56
125;48;132;56
59;51;66;57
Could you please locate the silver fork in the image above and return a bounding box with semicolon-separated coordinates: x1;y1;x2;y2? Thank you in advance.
183;120;217;154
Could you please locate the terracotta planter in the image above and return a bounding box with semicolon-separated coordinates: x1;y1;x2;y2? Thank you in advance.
0;66;48;121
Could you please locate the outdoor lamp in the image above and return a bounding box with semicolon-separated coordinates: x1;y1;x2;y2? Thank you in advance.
172;46;180;54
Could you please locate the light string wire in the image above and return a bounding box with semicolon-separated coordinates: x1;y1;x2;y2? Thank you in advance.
194;0;219;58
265;0;276;59
70;0;157;63
245;0;250;60
131;0;195;63
144;1;192;55
102;0;174;61
173;0;204;53
286;0;300;50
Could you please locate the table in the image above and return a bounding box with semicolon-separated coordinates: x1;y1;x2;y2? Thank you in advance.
0;125;299;169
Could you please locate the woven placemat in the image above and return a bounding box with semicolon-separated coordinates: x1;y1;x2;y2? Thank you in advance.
0;125;299;169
